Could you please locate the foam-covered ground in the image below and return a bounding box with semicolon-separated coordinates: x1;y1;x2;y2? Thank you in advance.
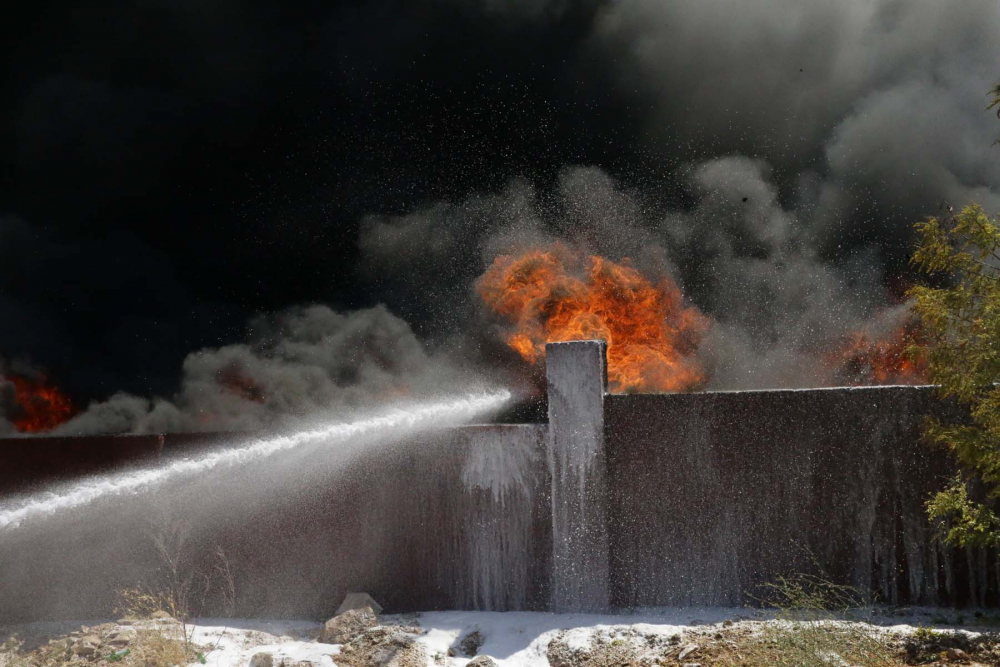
3;607;997;667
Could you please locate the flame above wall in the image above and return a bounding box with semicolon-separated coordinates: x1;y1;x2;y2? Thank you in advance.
478;245;708;393
478;245;926;394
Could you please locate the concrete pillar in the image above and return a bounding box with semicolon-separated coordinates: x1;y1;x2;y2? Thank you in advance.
545;340;609;612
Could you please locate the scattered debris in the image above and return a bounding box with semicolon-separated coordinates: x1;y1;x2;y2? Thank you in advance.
678;643;699;660
249;651;275;667
3;611;1000;667
319;607;378;644
337;625;427;667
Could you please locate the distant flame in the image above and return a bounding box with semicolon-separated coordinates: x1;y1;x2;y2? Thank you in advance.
828;322;926;385
216;367;267;404
478;245;708;393
6;375;76;433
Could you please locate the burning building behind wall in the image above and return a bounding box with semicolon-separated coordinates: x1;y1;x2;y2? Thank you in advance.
478;245;926;396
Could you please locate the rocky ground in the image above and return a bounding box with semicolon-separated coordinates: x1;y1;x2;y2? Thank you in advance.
3;606;1000;667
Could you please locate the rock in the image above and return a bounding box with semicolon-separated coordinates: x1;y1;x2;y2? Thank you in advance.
678;644;699;660
459;629;485;657
320;606;378;644
338;626;426;667
149;610;176;622
336;592;384;616
105;631;133;647
249;652;274;667
72;635;101;658
467;656;497;667
945;647;971;663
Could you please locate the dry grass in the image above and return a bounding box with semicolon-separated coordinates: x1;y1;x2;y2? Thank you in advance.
2;624;202;667
700;572;905;667
698;621;905;667
125;629;197;667
115;587;177;621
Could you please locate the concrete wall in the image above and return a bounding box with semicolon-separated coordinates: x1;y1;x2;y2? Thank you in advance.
605;387;996;608
0;425;550;622
0;431;258;496
546;341;609;612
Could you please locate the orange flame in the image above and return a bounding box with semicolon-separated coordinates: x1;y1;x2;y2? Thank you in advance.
478;245;709;393
5;375;76;433
828;323;926;385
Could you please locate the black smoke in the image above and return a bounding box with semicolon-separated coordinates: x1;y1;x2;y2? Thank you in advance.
2;1;998;430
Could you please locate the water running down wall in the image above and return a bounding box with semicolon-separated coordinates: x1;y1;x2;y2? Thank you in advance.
1;341;996;621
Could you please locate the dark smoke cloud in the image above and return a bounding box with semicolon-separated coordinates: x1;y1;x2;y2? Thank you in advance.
593;0;1000;259
1;0;998;431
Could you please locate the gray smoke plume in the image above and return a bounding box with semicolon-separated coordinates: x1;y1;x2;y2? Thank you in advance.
593;0;1000;240
51;304;473;436
358;158;920;390
355;0;999;390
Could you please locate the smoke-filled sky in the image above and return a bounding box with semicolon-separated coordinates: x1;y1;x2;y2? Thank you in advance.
2;0;999;433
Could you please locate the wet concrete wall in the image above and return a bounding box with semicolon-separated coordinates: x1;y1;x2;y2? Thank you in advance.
546;340;609;612
0;424;551;622
2;340;997;621
604;387;996;608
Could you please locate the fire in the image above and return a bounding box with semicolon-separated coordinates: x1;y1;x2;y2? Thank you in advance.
4;374;76;433
478;245;708;393
828;323;926;385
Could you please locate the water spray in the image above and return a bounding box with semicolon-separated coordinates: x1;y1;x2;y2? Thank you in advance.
0;389;511;530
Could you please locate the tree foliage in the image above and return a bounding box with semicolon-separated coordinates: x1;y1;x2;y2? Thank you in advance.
991;83;1000;143
909;204;1000;547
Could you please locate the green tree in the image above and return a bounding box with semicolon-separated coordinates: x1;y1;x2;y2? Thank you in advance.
909;204;1000;547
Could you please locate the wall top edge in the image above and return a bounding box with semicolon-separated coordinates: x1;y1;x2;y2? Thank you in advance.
545;339;606;348
606;384;938;399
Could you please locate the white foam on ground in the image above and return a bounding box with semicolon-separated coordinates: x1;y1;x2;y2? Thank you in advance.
187;620;340;667
2;607;992;667
0;389;510;530
176;608;995;667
